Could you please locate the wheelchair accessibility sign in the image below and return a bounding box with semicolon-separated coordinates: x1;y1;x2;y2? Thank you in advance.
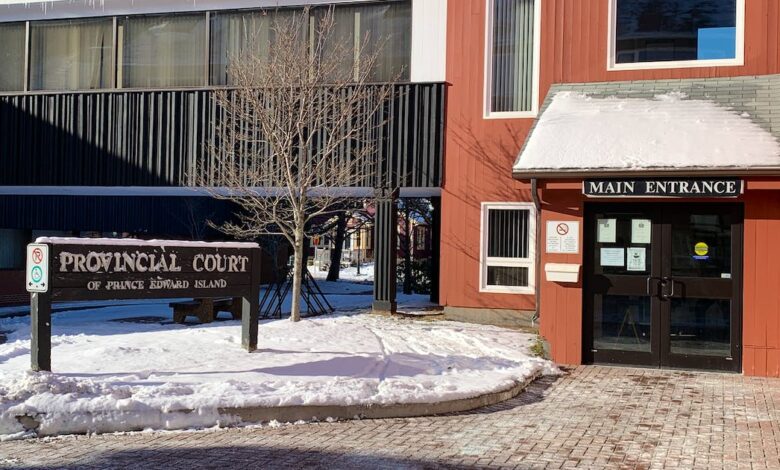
26;244;49;293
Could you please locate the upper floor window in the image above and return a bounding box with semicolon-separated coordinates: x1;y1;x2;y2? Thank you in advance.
610;0;744;70
30;18;114;91
118;14;207;88
210;9;298;86
210;3;411;86
485;0;540;118
0;23;26;92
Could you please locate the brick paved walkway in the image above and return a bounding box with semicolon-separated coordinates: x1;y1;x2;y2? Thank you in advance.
2;365;780;469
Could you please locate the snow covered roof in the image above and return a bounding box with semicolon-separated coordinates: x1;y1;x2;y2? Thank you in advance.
514;75;780;178
35;237;259;248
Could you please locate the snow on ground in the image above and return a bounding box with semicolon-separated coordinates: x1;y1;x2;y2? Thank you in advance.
0;279;554;439
309;262;375;283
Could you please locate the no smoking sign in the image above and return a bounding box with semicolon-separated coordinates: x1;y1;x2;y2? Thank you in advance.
546;221;580;254
26;243;49;293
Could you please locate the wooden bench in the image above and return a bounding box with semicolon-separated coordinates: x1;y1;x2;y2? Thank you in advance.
171;297;242;324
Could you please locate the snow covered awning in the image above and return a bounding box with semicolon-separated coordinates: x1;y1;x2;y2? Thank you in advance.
514;75;780;178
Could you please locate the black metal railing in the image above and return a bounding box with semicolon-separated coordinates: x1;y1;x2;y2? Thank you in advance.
0;82;445;189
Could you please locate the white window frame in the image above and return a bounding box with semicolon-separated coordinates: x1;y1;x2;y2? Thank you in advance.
483;0;542;119
607;0;745;71
479;202;536;294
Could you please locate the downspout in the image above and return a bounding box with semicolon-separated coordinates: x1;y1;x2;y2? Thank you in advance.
531;178;541;326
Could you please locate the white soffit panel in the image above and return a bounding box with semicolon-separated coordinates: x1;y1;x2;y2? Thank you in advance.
410;0;446;82
0;0;376;21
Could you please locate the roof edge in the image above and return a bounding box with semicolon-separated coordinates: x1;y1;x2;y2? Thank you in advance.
513;167;780;180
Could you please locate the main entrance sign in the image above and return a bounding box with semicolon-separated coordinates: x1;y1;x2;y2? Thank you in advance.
583;178;743;198
27;238;262;372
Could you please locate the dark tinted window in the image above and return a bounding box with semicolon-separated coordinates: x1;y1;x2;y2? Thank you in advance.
615;0;737;64
0;23;26;92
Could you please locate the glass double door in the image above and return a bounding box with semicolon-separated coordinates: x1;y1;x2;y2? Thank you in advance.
584;204;743;372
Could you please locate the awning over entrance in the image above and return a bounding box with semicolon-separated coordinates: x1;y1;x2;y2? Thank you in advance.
514;75;780;178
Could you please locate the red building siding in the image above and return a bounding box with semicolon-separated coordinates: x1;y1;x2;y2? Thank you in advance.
440;0;535;312
442;0;780;376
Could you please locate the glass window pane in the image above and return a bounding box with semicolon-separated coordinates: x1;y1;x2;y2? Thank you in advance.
0;229;27;269
670;298;731;357
593;294;652;352
487;208;529;259
358;2;411;82
615;0;738;64
120;15;206;88
671;213;731;278
487;266;528;287
490;0;536;112
210;9;300;86
593;213;652;276
0;23;26;92
30;18;114;91
314;5;358;82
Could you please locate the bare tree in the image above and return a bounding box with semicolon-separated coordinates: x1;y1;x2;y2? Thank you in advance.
199;7;396;322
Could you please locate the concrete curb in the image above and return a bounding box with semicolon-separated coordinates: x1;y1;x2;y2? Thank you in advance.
219;371;541;424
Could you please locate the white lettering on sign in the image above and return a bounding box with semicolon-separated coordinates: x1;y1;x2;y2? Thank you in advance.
58;251;185;274
193;254;250;273
584;179;742;197
26;244;50;293
546;221;580;254
57;251;250;274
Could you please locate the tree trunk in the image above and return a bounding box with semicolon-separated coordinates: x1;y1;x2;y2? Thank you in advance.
327;212;347;282
290;231;304;322
402;206;413;295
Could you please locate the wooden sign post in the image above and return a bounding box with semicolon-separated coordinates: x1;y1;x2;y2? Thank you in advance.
26;238;262;372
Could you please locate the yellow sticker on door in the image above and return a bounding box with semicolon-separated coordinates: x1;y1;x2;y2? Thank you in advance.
694;242;709;257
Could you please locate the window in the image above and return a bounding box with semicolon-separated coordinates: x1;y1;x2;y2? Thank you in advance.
484;0;540;117
30;18;114;91
610;0;744;70
480;203;535;293
0;230;27;270
118;14;207;88
211;3;411;86
0;23;26;92
354;2;411;82
210;9;299;86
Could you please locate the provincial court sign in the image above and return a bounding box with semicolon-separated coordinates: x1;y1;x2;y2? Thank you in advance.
27;238;262;372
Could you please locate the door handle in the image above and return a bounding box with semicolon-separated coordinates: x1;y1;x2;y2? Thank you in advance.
661;277;676;300
646;277;663;296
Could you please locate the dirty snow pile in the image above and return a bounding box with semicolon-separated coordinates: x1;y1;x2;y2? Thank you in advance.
0;296;553;439
515;91;780;172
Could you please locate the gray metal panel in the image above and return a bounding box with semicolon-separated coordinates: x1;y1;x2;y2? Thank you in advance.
0;83;445;188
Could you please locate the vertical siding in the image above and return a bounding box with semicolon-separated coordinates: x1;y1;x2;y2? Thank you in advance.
743;189;780;377
0;84;445;188
443;1;780;373
440;0;535;313
538;187;583;365
538;0;780;91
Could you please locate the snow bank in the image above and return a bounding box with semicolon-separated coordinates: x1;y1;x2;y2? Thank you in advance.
0;295;553;438
310;263;375;283
514;91;780;173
